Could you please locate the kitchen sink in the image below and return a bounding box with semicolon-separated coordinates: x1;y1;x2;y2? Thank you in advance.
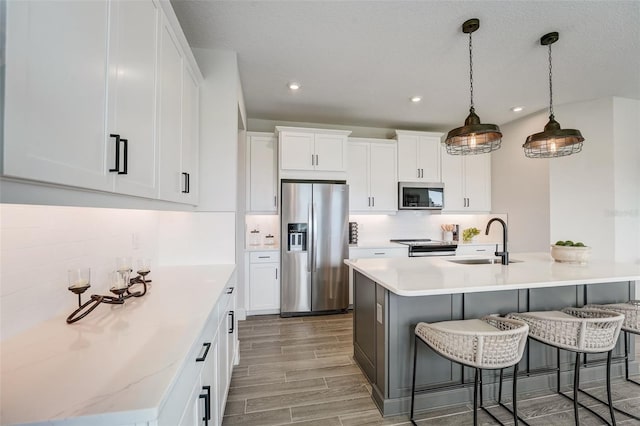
447;258;523;265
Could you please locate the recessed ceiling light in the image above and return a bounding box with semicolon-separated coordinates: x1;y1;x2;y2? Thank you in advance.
288;82;301;91
511;106;524;112
410;96;422;103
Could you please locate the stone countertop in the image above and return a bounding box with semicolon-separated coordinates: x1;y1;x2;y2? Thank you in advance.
1;264;236;426
344;253;640;297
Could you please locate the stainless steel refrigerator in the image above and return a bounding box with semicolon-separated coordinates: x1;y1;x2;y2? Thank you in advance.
280;180;349;316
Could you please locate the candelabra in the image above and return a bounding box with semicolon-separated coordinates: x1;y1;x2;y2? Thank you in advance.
66;267;152;324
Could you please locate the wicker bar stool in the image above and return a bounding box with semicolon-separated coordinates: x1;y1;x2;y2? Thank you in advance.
507;307;624;426
410;316;529;426
583;301;640;421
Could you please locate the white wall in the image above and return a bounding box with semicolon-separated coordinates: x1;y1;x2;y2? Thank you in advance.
0;204;159;340
193;48;241;212
550;98;617;261
248;118;401;139
612;98;640;264
491;110;550;253
350;212;507;245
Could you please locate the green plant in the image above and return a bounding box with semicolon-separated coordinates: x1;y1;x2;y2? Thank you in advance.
462;227;480;242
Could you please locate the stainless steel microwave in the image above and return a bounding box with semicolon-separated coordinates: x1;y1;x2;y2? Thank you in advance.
398;182;444;210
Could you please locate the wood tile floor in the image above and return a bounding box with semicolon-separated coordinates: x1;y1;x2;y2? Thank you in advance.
222;313;640;425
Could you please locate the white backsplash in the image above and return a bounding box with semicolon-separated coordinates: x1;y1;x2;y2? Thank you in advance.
0;204;236;341
245;215;280;248
349;211;508;244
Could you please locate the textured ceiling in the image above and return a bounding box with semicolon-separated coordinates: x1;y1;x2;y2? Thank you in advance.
171;0;640;131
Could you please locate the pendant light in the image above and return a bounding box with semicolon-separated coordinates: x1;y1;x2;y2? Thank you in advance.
523;32;584;158
445;18;502;155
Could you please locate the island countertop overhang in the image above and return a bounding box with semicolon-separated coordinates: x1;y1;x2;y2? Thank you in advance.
345;252;640;297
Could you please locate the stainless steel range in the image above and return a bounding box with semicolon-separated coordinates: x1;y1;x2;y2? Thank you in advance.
390;239;457;257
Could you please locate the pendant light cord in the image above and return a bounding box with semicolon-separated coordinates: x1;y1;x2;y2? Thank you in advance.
548;43;554;117
469;32;474;109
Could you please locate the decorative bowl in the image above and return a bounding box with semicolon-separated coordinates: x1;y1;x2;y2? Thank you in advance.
550;245;592;264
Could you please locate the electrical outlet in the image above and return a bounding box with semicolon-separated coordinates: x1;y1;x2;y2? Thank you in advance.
376;303;383;324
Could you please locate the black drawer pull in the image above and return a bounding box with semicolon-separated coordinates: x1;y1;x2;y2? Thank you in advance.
199;385;211;425
182;172;190;193
109;134;120;172
258;256;270;259
119;138;128;175
195;342;211;362
374;252;385;255
228;311;235;334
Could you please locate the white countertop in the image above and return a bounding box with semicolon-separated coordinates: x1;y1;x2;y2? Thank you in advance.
345;253;640;296
1;264;235;426
349;241;407;249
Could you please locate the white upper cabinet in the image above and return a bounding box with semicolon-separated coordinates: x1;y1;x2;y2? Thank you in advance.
107;0;159;198
441;151;491;213
277;127;351;180
3;0;112;190
347;139;397;213
396;130;443;182
247;133;278;213
3;0;201;204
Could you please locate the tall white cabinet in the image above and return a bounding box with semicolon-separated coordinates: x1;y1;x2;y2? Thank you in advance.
3;0;201;205
246;133;278;213
396;130;444;182
347;138;397;213
441;152;491;212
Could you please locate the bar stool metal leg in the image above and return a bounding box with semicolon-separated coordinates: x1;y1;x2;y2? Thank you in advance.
574;352;580;426
513;363;519;426
606;351;616;426
410;335;418;425
473;368;479;426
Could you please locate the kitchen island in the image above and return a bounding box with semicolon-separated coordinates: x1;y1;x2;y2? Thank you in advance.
345;253;640;416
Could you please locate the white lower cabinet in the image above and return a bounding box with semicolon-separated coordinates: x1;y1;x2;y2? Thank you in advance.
247;251;280;315
348;247;407;304
456;243;501;256
158;284;237;426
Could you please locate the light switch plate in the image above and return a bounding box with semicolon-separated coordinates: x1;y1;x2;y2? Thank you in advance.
376;303;383;324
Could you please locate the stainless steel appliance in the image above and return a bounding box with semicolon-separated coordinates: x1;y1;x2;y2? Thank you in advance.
398;182;444;210
280;181;349;316
390;239;457;257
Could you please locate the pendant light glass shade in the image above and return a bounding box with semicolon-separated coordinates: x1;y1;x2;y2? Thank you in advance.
445;18;502;155
524;32;584;158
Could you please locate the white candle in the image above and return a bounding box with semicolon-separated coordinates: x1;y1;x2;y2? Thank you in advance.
69;279;89;289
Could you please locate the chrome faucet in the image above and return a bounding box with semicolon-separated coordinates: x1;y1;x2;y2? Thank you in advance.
485;218;509;265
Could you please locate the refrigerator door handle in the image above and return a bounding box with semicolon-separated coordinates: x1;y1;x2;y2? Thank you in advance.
307;203;313;272
312;202;318;272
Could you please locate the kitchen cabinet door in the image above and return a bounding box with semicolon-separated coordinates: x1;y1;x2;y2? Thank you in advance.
249;263;280;312
247;134;277;212
441;151;491;213
463;154;491;212
369;143;397;211
181;65;200;204
107;0;159;198
314;133;347;171
441;153;465;211
396;131;443;182
157;21;184;202
280;132;315;171
397;134;420;182
347;142;370;211
3;0;112;190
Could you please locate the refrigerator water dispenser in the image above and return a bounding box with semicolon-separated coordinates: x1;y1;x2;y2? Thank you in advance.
287;223;307;252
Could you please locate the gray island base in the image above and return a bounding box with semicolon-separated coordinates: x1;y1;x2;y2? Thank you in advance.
346;254;640;417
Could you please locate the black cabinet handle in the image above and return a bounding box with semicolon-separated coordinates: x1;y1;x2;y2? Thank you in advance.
226;287;234;294
182;172;190;193
199;385;211;425
228;311;235;334
196;342;211;362
109;134;120;172
119;138;128;175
